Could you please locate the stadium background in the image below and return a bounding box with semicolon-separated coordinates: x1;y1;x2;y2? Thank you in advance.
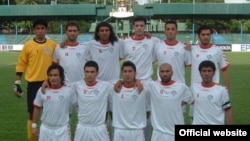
1;1;250;141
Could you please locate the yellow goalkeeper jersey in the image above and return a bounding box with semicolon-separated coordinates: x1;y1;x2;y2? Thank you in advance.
16;39;56;82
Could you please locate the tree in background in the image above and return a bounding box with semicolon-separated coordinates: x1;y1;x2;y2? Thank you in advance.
185;19;250;33
16;0;38;5
1;0;250;34
0;0;16;5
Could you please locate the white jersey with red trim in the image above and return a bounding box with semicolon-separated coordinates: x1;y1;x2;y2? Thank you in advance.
190;44;229;83
33;86;77;127
191;82;231;125
121;36;160;80
147;81;193;135
86;40;123;84
73;80;112;125
111;85;150;129
154;41;191;83
53;43;88;84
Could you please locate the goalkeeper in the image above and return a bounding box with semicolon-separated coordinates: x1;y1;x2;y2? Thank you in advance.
14;19;56;141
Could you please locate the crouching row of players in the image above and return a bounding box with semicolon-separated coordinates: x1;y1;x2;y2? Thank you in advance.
30;60;233;141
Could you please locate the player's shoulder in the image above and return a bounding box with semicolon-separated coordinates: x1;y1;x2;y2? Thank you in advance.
171;42;187;50
23;39;36;47
213;83;229;95
62;85;77;94
97;80;113;90
79;42;88;47
176;82;189;87
177;41;185;46
122;36;132;42
24;38;35;44
211;44;220;48
46;38;57;44
117;38;125;42
214;83;227;90
86;39;96;45
156;40;164;44
73;43;88;51
62;84;74;89
87;39;106;48
91;39;100;44
97;80;111;85
82;40;91;44
71;80;84;87
147;80;160;86
147;36;160;43
190;82;201;88
212;44;219;47
54;44;63;50
151;36;160;40
191;44;199;48
212;44;225;52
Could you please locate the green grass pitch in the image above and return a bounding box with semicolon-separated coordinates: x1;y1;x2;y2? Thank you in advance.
0;52;250;140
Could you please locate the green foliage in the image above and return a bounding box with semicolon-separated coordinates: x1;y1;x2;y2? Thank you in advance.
1;0;250;33
243;20;250;32
184;19;250;33
0;20;92;34
48;20;92;33
16;0;38;5
57;0;79;4
0;0;15;5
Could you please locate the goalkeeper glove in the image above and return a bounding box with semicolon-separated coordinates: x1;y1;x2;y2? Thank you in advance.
13;80;23;98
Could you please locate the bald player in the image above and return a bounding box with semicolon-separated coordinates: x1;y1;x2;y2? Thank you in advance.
147;63;193;141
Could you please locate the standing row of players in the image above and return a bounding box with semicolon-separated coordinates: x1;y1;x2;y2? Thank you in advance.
13;17;233;141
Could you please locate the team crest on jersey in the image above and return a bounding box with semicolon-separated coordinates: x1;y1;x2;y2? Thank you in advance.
109;47;114;53
132;94;138;101
44;48;50;54
163;51;167;55
171;90;177;96
93;89;99;95
143;44;148;49
76;52;81;58
207;95;213;101
207;55;212;59
196;54;199;58
174;52;179;56
59;95;64;101
160;89;164;94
